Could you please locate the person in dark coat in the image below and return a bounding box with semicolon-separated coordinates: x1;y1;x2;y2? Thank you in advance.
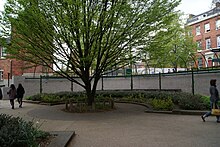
17;83;25;108
7;84;16;109
0;88;2;100
201;79;220;123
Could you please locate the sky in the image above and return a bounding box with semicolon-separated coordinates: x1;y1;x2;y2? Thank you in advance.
0;0;6;12
0;0;215;15
177;0;213;15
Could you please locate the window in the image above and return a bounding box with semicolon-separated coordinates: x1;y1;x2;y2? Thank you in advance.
0;71;3;80
196;40;202;49
198;58;203;68
205;23;210;33
217;36;220;48
216;20;220;30
189;61;194;68
0;47;7;58
208;57;213;67
196;26;201;35
205;38;211;49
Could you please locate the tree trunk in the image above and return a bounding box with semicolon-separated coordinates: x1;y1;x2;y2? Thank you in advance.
85;84;95;107
85;76;100;109
87;91;95;106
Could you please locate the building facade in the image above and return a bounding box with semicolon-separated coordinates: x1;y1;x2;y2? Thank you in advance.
186;1;220;68
0;45;51;81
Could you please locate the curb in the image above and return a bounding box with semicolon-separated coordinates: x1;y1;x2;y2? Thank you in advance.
115;101;150;108
23;100;208;116
145;109;208;115
22;100;41;104
23;100;65;106
48;131;75;147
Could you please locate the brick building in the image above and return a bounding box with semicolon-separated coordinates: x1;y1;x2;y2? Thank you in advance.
0;45;52;80
186;1;220;68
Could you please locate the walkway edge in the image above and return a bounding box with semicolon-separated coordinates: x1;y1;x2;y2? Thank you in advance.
48;131;75;147
145;109;207;115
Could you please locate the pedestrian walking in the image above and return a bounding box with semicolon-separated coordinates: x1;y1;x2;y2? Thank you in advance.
17;83;25;108
0;88;2;100
7;84;16;109
201;79;220;123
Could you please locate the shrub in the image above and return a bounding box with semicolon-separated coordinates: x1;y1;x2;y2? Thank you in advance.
26;92;87;103
0;114;49;147
200;95;210;109
177;94;207;110
150;97;174;111
27;90;208;110
26;93;42;101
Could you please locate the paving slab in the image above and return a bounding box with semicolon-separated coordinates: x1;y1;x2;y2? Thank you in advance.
0;100;220;147
48;131;75;147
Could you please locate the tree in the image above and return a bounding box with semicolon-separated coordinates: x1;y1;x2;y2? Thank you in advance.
143;12;197;72
0;0;180;107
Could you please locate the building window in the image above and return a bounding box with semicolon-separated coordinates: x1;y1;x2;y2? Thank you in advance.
196;40;202;49
196;26;201;35
198;58;203;68
204;23;210;33
0;71;3;80
217;36;220;48
0;47;7;58
205;38;211;49
208;57;212;67
216;20;220;30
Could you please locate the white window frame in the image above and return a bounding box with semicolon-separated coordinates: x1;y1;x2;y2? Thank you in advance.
206;38;211;49
216;20;220;30
205;23;210;33
217;36;220;48
0;47;7;58
196;26;201;36
197;40;202;49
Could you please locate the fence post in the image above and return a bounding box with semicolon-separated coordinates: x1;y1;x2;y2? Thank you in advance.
131;73;133;90
101;76;104;90
7;73;10;87
40;75;42;94
71;80;73;92
159;72;161;91
191;69;195;95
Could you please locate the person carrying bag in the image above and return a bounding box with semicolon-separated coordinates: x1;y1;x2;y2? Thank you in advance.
211;102;220;116
201;79;220;123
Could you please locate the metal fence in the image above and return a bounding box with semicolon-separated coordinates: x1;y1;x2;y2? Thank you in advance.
6;69;218;98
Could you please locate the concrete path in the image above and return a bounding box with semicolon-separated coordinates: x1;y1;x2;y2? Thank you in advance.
0;100;220;147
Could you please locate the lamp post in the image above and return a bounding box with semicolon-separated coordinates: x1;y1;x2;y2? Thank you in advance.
10;60;12;79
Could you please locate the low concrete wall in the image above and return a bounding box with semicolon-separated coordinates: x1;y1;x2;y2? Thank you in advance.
2;87;10;100
1;71;219;98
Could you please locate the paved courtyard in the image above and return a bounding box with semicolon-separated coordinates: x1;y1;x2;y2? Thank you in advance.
0;100;220;147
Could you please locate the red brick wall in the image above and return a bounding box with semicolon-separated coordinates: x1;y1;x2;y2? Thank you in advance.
191;16;220;52
190;15;220;67
0;58;52;79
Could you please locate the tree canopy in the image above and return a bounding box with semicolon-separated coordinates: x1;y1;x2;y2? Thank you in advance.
143;13;197;71
0;0;181;106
